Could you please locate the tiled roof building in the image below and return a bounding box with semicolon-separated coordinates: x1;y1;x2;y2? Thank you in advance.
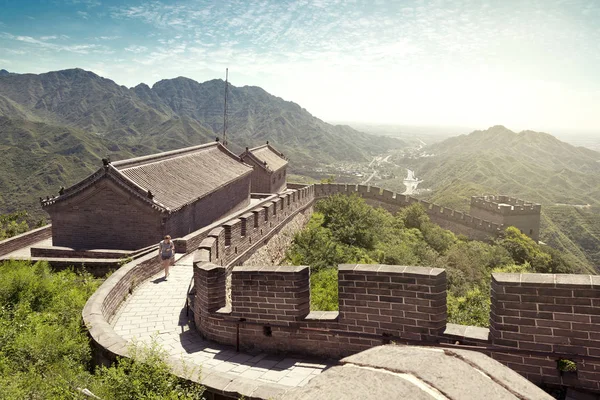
240;142;288;193
42;142;253;250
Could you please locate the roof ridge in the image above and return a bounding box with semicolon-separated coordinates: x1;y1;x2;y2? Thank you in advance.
248;144;269;151
113;141;220;170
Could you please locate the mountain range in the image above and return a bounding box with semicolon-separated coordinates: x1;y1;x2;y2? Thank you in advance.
389;125;600;270
0;68;403;217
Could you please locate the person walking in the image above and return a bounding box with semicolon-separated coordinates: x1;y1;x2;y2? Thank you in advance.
158;235;175;280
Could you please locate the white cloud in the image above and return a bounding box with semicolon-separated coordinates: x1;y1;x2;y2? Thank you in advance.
125;45;147;53
1;32;110;54
96;36;120;40
77;11;89;19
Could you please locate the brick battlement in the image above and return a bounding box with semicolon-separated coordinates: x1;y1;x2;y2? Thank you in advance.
471;195;542;215
193;185;314;268
312;183;505;240
193;263;447;357
193;262;600;393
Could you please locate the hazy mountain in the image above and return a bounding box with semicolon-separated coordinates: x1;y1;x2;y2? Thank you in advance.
0;68;403;163
0;70;10;77
395;125;600;270
0;68;403;218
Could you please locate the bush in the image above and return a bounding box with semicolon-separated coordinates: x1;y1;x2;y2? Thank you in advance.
0;260;205;399
310;268;338;311
91;340;205;400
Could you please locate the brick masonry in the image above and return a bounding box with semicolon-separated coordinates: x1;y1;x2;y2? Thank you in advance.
312;183;540;242
490;273;600;392
77;182;598;396
193;263;447;359
193;262;600;394
0;225;51;257
45;172;251;250
241;154;287;194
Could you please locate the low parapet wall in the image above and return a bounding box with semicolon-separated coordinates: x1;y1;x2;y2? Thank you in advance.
0;225;52;258
491;273;600;392
193;262;600;393
193;263;446;358
312;183;502;240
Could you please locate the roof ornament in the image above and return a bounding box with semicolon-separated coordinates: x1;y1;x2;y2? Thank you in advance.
102;157;111;166
59;186;65;195
216;137;220;142
147;190;154;199
39;197;43;204
245;146;249;151
266;140;269;145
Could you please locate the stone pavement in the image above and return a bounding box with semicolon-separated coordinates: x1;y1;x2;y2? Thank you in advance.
110;253;333;390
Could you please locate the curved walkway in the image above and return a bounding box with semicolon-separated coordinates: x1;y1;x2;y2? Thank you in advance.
110;253;333;397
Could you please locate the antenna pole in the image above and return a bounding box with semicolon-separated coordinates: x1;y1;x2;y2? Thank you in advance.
223;68;228;147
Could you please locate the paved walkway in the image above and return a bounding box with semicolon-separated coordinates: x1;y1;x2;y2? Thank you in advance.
1;237;52;259
111;254;333;389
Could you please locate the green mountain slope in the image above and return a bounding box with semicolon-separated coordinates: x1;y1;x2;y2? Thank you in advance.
0;116;135;218
0;68;403;164
397;126;600;269
0;67;403;219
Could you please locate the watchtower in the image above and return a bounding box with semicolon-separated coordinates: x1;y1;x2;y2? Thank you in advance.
470;195;541;241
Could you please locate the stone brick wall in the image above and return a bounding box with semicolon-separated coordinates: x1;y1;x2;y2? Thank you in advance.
0;225;52;257
193;263;447;358
490;273;600;392
195;185;314;268
49;179;163;250
241;208;312;266
244;157;287;194
192;262;600;393
312;183;506;241
470;195;541;241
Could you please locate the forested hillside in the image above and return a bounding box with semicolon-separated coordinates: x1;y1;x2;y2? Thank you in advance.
286;195;593;327
0;68;403;218
392;125;600;270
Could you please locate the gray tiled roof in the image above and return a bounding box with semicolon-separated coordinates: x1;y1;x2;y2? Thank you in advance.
113;142;252;210
42;142;252;212
243;144;288;172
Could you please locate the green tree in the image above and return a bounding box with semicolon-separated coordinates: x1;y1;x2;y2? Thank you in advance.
0;211;30;240
316;194;388;250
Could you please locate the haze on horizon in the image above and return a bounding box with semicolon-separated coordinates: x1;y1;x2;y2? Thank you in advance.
1;0;599;135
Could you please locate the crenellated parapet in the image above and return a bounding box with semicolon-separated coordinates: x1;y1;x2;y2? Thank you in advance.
193;184;315;268
471;195;541;215
312;183;507;241
193;263;447;358
470;195;541;241
192;261;600;393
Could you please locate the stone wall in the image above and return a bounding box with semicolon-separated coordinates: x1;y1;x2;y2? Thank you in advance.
0;225;52;257
193;262;600;394
49;179;163;250
193;263;446;358
470;195;541;241
194;185;314;268
313;183;502;241
241;207;312;266
490;273;600;392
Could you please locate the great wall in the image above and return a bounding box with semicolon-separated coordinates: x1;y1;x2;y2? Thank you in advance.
1;182;596;398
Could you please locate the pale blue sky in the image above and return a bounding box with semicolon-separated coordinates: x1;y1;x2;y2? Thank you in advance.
1;0;599;132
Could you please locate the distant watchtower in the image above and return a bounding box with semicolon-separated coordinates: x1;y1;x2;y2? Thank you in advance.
470;195;541;241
